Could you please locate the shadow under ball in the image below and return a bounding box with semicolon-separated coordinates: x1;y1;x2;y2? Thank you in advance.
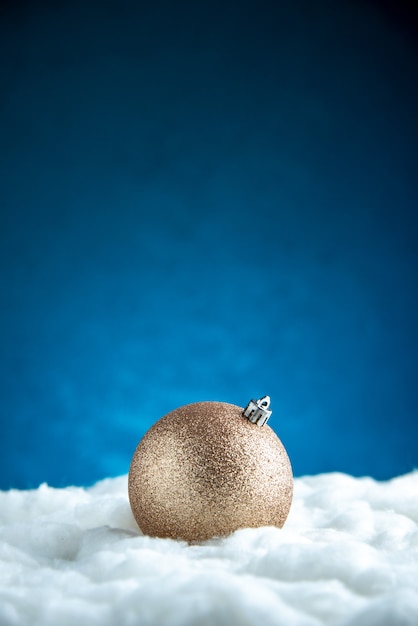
128;401;293;542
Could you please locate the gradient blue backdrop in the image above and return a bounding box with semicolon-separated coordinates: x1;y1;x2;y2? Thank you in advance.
1;0;417;489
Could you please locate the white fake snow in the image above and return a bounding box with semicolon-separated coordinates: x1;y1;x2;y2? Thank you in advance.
0;472;417;626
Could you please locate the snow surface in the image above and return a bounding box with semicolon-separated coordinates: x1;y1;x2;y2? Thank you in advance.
0;472;417;626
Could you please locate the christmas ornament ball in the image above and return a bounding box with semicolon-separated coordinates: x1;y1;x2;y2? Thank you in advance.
128;400;293;542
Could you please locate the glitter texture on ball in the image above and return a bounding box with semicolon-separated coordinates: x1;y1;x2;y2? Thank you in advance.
128;401;293;542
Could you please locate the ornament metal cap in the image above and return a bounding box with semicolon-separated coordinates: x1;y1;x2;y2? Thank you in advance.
243;395;272;426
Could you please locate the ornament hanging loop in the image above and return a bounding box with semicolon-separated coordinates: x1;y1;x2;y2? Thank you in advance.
243;395;272;426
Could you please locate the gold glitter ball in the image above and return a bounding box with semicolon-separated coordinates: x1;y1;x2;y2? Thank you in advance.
128;401;293;542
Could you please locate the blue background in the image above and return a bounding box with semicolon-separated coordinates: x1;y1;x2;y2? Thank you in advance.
1;0;417;489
